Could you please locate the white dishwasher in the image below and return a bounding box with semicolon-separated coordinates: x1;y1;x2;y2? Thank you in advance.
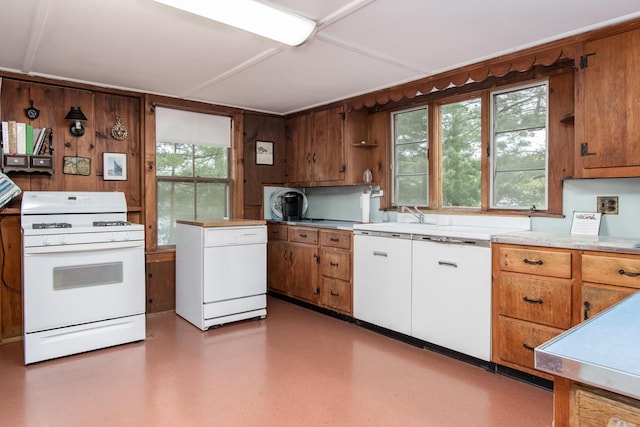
175;222;267;330
411;235;491;361
353;230;412;335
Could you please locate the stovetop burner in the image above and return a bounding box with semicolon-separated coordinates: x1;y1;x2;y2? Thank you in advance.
33;223;72;229
93;221;131;227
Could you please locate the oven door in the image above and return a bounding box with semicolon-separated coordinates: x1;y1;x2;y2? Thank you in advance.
23;241;145;333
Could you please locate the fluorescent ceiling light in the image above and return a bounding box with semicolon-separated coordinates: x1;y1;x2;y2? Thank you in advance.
154;0;316;46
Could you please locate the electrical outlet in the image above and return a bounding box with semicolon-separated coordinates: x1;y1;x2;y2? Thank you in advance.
597;196;619;214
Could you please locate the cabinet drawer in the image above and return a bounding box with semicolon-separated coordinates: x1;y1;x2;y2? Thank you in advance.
289;227;318;244
320;277;351;314
319;248;350;281
498;273;571;329
268;224;288;241
582;253;640;289
320;230;351;249
498;246;571;278
497;316;564;370
572;384;640;426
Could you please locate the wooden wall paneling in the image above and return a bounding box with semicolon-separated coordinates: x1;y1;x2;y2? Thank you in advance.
0;215;22;340
1;79;33;196
232;112;244;219
548;72;575;214
94;93;142;208
62;87;95;191
143;96;157;252
146;259;176;313
367;110;390;208
27;83;66;192
243;114;286;215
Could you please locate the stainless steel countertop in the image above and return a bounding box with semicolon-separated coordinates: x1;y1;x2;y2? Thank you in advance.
535;292;640;400
492;231;640;255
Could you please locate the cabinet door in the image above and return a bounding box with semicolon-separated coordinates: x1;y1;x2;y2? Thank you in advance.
289;242;319;303
285;113;312;183
581;283;636;321
312;105;345;182
576;28;640;176
267;240;289;293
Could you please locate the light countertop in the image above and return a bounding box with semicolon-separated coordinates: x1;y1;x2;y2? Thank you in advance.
535;292;640;400
176;218;266;228
492;231;640;255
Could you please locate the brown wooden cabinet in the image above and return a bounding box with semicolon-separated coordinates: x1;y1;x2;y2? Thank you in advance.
285;104;371;187
267;224;353;315
581;252;640;321
493;243;640;382
570;384;640;426
318;229;352;314
492;244;574;379
575;27;640;178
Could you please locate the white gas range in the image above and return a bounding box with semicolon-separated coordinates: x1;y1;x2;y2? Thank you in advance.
21;191;146;364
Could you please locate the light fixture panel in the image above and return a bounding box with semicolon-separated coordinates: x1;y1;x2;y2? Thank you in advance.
153;0;316;46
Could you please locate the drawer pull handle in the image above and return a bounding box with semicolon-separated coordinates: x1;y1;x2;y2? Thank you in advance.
330;290;339;296
330;261;339;267
438;261;458;268
618;269;640;277
523;258;543;265
373;251;388;257
523;296;543;304
584;301;591;320
522;343;535;351
300;233;307;238
330;237;340;242
314;287;320;295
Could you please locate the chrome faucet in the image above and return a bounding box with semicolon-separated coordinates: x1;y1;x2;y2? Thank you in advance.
402;205;425;224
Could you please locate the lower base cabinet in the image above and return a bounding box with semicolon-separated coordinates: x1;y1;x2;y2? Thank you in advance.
570;383;640;426
267;224;353;315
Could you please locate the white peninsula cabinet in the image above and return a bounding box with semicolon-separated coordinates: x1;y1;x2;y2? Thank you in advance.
175;219;267;331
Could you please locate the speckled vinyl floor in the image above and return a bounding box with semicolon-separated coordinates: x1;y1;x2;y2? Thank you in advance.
0;297;552;426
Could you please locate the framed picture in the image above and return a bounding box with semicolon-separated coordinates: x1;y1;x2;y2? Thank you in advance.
256;140;274;165
103;152;127;181
63;156;91;176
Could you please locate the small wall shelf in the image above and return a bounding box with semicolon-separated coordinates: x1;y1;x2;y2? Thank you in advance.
1;132;54;174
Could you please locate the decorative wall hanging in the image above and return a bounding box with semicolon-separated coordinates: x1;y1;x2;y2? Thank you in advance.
103;152;127;181
111;116;128;141
24;100;40;120
256;140;274;165
62;156;91;176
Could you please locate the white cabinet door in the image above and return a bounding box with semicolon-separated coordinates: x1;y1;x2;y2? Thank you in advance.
411;239;491;361
354;234;412;335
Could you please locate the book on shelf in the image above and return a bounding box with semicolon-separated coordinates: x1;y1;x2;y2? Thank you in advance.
26;124;34;155
16;122;26;154
7;121;17;154
33;127;50;155
1;121;8;153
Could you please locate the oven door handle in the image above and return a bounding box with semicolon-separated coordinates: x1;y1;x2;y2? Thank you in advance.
23;240;144;254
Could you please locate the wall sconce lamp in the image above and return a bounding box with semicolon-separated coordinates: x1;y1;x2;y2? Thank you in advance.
65;106;88;137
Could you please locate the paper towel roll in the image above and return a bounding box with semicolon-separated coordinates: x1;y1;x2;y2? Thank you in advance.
360;191;371;223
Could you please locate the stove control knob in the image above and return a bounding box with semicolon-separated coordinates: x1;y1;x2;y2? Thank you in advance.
59;236;68;245
42;237;50;246
123;232;130;241
109;233;117;242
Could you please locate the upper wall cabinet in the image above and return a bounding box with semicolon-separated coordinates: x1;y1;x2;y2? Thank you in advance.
285;104;371;187
574;27;640;178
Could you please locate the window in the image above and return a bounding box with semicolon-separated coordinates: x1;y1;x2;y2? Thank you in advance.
155;108;231;246
441;98;481;208
392;107;428;206
491;82;548;210
391;80;550;213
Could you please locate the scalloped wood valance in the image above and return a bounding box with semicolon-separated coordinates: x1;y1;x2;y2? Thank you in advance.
348;45;575;110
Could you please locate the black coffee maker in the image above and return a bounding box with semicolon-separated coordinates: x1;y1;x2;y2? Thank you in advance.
282;192;303;220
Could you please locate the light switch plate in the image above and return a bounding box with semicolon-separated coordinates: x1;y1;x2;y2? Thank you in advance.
597;196;618;214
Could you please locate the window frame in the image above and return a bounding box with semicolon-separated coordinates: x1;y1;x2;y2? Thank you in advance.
489;80;549;211
391;77;557;216
391;105;430;207
155;140;231;248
